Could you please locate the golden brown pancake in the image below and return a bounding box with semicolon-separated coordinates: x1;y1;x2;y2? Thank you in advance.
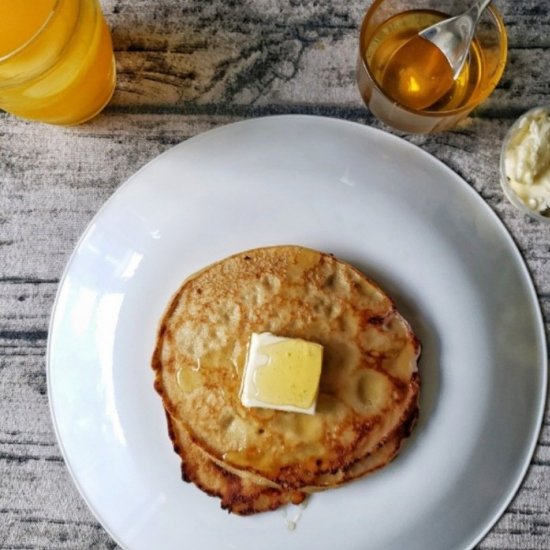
152;245;420;512
304;405;418;491
165;412;307;515
165;409;415;513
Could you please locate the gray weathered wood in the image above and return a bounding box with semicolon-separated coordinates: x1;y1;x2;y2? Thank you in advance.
1;0;549;548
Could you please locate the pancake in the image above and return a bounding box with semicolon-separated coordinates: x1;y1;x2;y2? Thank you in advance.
165;408;415;513
304;405;418;491
152;245;420;511
165;411;307;515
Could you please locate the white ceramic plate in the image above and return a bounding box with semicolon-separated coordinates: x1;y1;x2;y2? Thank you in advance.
47;116;547;550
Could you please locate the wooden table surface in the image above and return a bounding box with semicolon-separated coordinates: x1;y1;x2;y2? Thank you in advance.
1;1;549;548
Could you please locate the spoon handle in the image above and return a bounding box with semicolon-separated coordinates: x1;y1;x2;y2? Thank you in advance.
467;0;492;24
420;0;493;79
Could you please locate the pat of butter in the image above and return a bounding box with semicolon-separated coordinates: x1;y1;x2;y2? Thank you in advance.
240;332;323;414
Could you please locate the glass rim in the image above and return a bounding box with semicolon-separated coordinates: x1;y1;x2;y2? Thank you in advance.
0;0;62;64
358;0;508;118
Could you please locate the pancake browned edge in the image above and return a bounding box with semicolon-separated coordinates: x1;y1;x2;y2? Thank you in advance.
163;405;418;514
152;245;421;514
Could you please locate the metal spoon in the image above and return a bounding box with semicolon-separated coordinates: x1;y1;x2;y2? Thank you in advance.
380;0;492;111
420;0;492;79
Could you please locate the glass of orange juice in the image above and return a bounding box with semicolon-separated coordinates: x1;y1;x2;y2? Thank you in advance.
0;0;116;125
357;0;507;133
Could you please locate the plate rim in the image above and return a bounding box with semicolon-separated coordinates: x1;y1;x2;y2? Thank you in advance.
46;114;548;550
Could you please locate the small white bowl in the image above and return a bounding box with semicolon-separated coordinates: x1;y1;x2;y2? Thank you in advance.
500;105;550;223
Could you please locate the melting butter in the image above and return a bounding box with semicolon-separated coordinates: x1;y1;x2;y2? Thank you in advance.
240;332;323;414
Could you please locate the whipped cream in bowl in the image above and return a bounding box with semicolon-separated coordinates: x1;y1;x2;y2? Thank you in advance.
500;106;550;222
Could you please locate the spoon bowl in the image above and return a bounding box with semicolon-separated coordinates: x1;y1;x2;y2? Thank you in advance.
380;0;492;111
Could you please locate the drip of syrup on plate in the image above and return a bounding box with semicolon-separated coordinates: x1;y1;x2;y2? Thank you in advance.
280;498;310;531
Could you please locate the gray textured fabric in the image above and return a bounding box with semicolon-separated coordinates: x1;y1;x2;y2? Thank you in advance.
1;0;549;548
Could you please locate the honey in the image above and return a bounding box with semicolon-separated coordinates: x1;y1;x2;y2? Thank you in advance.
380;34;454;110
176;366;202;393
365;10;484;112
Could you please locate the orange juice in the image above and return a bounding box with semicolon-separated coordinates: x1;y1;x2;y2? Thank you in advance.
0;0;116;125
0;0;57;57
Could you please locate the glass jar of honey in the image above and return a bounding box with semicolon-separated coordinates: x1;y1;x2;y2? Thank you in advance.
357;0;507;133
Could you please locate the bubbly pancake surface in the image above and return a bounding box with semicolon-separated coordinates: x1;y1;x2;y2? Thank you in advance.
152;245;420;508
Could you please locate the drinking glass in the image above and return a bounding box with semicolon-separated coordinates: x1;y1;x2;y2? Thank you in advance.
357;0;507;133
0;0;116;125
